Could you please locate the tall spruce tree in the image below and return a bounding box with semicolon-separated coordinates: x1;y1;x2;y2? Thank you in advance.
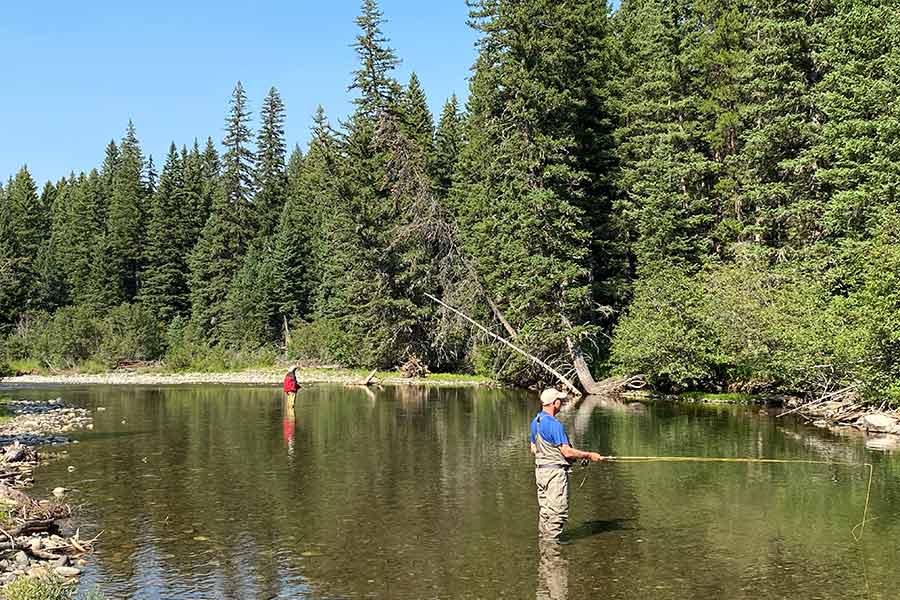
812;0;900;240
255;87;288;239
140;144;190;322
433;94;463;199
188;82;257;341
612;0;715;272
400;73;434;158
452;0;617;384
100;121;146;305
735;0;829;249
5;166;46;315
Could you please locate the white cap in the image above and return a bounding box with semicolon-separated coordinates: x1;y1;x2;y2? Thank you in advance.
540;388;568;405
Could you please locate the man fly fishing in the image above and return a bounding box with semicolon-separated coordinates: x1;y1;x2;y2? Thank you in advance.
531;388;605;542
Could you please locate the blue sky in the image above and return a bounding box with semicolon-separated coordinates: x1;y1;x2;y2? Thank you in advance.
1;1;480;186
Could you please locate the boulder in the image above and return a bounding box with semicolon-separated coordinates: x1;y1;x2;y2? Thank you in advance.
862;413;898;433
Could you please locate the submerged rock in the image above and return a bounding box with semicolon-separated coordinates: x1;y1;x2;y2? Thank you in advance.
862;413;898;433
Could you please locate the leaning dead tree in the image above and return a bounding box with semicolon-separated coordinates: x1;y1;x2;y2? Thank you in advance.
425;293;581;395
379;115;635;395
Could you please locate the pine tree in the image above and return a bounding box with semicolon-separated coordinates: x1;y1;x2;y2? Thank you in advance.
143;155;158;197
271;109;334;327
400;72;434;158
188;83;257;341
812;0;900;239
7;166;45;263
35;180;68;309
255;87;288;240
452;0;617;383
735;0;829;249
1;167;47;317
99;121;146;305
140;144;190;322
181;142;208;244
433;94;463;198
200;136;221;222
350;0;401;117
612;0;715;272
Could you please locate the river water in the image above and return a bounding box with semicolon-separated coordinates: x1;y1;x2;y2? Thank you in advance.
10;385;899;599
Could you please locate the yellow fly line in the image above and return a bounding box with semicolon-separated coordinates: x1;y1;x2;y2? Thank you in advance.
593;456;874;541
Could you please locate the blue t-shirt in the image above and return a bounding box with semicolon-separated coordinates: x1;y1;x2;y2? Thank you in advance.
530;412;569;447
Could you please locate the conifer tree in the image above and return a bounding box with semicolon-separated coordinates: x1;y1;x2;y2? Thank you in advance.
735;0;829;248
188;83;257;341
453;0;617;383
200;136;221;222
400;73;434;157
812;0;900;239
140;144;190;322
433;94;463;198
143;155;158;196
7;167;47;314
100;121;146;304
612;0;714;271
255;87;288;240
181;143;208;244
350;0;401;117
271;109;335;326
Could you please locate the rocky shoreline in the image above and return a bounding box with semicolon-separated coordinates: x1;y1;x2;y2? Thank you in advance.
0;397;95;590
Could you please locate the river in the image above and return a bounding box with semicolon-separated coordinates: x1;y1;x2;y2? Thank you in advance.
11;385;898;599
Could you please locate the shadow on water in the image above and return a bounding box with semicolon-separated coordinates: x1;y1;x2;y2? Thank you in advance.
562;517;634;542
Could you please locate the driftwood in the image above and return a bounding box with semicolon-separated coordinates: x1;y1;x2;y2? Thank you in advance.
362;369;378;386
425;293;581;395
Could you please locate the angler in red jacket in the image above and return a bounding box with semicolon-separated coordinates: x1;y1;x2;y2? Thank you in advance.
283;366;300;409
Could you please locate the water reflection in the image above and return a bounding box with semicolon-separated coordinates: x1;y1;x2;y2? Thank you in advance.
0;385;892;599
537;540;568;600
282;395;296;458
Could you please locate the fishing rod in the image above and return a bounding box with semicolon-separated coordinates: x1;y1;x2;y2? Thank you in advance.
575;455;874;541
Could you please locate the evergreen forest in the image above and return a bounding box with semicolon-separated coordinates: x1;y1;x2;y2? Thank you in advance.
2;0;899;404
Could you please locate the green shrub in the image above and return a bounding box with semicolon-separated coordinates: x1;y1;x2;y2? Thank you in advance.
2;575;74;600
27;305;103;369
164;318;277;372
95;303;164;367
287;319;360;366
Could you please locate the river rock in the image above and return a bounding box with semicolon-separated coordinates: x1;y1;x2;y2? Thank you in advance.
13;551;28;565
52;487;66;498
862;413;898;433
52;556;68;567
54;566;81;577
27;565;48;578
29;538;42;552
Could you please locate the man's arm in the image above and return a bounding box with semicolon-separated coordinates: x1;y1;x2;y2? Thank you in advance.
559;444;604;462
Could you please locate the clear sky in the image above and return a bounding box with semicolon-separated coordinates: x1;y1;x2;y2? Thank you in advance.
1;1;480;186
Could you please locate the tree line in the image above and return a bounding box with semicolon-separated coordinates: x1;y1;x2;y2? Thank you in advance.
1;0;898;404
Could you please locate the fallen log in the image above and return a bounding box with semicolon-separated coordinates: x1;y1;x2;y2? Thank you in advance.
425;293;581;395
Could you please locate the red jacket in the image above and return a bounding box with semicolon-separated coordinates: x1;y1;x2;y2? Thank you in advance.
283;372;299;393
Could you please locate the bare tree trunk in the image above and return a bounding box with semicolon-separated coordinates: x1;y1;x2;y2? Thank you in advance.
425;293;581;395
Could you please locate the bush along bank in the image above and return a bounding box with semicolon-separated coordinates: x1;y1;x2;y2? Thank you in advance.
0;397;96;592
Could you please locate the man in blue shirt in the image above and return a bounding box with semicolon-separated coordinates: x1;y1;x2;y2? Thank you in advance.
531;388;604;541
